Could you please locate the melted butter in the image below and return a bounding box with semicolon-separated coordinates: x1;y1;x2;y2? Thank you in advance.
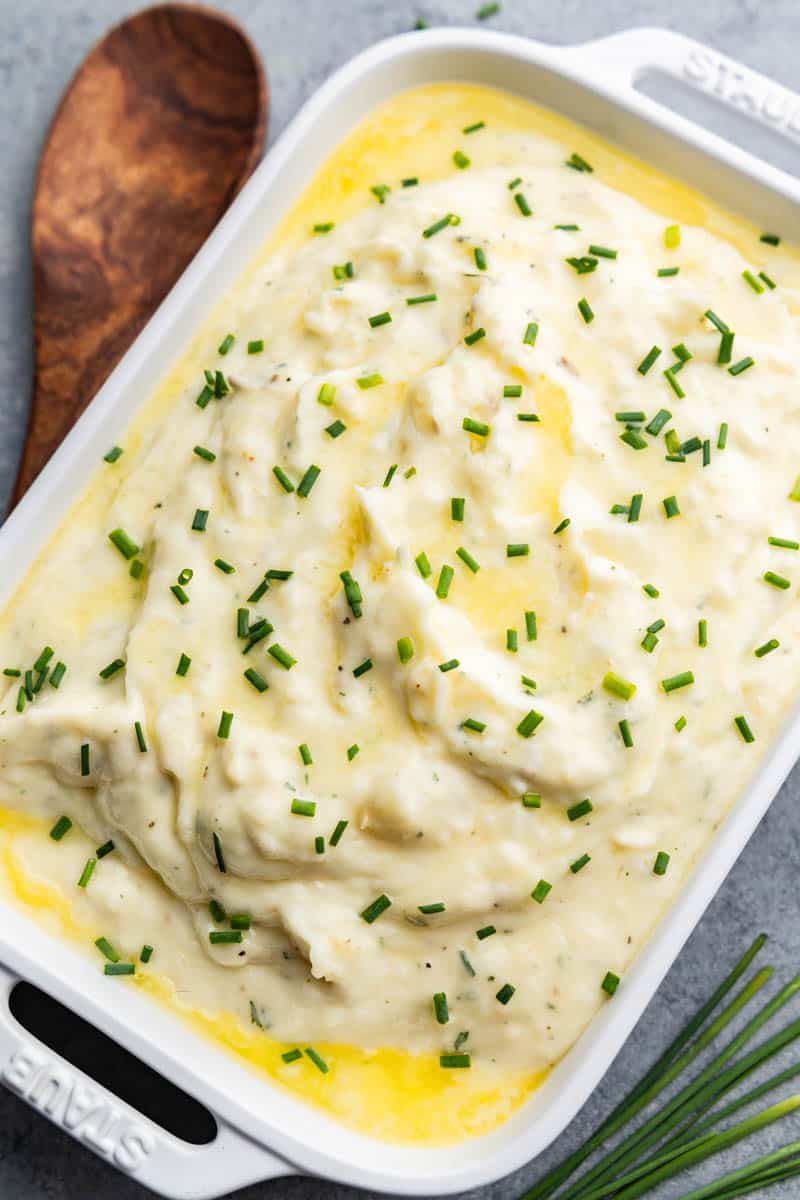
2;80;798;1144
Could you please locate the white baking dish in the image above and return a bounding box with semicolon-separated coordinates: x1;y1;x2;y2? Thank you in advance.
1;24;799;1200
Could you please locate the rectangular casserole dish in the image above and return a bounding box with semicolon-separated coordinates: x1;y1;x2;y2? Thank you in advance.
1;24;799;1200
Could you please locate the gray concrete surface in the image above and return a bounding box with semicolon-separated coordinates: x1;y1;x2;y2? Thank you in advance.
1;0;799;1197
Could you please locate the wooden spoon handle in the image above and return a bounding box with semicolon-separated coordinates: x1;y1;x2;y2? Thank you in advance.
13;4;267;505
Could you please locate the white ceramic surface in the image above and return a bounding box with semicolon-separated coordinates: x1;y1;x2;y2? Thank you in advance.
0;26;798;1200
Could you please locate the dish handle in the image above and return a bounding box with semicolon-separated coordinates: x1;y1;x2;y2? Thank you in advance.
0;962;297;1199
565;27;800;160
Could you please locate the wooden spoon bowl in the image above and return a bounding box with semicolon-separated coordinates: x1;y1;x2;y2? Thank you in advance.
12;3;267;504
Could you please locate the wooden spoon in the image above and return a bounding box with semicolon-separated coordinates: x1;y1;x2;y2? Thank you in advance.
11;2;267;505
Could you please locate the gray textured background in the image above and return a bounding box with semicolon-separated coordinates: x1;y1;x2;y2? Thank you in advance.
1;1;799;1197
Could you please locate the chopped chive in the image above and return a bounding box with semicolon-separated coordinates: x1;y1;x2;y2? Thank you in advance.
24;670;33;701
521;675;537;691
462;718;486;734
620;429;648;451
628;493;643;524
244;667;269;693
272;465;295;493
78;858;96;888
297;743;313;767
397;636;415;664
80;743;90;776
755;638;779;658
297;465;321;497
641;632;659;653
616;411;646;423
451;497;465;522
768;536;799;549
268;644;297;670
177;567;193;586
675;714;687;731
603;671;636;701
104;963;135;976
96;840;115;859
140;945;154;964
742;269;765;294
729;355;755;377
570;853;591;874
95;937;119;963
657;267;680;277
440;1052;471;1068
702;438;711;466
460;415;491;439
214;558;235;575
357;372;383;391
717;329;735;365
176;652;191;677
370;184;390;204
663;495;680;519
217;711;234;739
192;508;209;532
247;338;264;354
236;608;250;639
347;744;359;761
209;899;226;923
464;327;486;346
209;930;242;945
195;384;213;409
661;671;694;693
415;551;432;579
368;311;392;328
313;222;334;233
517;709;544;738
648;618;665;634
734;714;755;743
361;894;391;923
566;254;598;275
507;543;529;558
503;384;522;398
104;445;124;464
522;792;541;808
407;292;437;305
422;214;453;239
760;232;781;245
567;798;593;822
329;819;348;847
353;658;373;678
763;571;790;590
577;298;594;324
664;224;681;248
531;879;552;903
213;832;226;875
653;850;671;876
290;798;316;818
463;121;485;134
517;413;540;422
555;223;580;231
419;901;446;914
456;546;480;573
638;345;662;376
49;816;72;841
453;150;470;169
514;193;532;216
566;152;593;173
602;971;620;996
108;528;139;560
193;444;216;463
438;658;460;672
506;629;518;653
433;992;450;1023
134;720;147;753
589;244;617;259
705;309;730;334
523;322;539;346
266;569;293;582
718;422;729;450
436;564;454;598
619;718;634;748
525;611;537;641
663;368;685;399
508;177;522;191
325;419;347;438
698;618;708;647
476;924;496;940
645;408;671;436
340;570;363;618
474;247;488;272
281;1048;302;1064
496;983;515;1005
317;383;336;407
382;463;398;489
3;667;20;677
218;333;235;356
553;517;571;535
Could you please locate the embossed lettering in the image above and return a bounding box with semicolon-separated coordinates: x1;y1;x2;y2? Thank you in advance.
114;1125;156;1173
1;1043;46;1093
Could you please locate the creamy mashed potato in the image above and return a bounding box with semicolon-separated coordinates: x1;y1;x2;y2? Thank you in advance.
1;83;800;1142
